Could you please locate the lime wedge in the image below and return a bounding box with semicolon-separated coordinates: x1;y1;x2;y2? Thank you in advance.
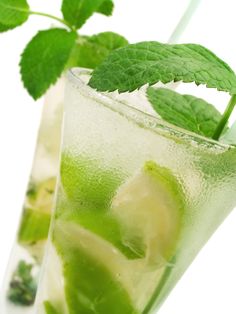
112;161;184;266
60;153;123;209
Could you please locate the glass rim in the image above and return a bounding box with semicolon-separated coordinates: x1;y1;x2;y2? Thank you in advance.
67;67;234;151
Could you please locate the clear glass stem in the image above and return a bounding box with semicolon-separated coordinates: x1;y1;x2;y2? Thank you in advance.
168;0;202;43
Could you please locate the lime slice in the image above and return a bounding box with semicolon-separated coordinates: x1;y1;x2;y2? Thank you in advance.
112;161;184;266
60;153;123;209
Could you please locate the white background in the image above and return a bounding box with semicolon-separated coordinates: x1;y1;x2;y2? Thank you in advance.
1;1;236;313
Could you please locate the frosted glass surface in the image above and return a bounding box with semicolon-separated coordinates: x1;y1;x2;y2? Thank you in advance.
35;69;236;314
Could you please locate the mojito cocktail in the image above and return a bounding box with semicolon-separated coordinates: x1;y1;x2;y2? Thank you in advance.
35;69;236;314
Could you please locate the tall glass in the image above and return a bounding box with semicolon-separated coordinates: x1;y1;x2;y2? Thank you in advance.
35;68;236;314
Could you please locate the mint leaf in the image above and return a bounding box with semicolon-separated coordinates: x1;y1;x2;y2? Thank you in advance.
220;121;236;145
89;42;236;95
67;32;129;69
53;225;138;314
8;260;37;306
0;0;29;30
97;0;114;16
61;0;107;29
20;28;77;99
147;87;222;138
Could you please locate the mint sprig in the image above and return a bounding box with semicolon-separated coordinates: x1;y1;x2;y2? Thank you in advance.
89;42;236;95
0;0;29;30
147;87;223;138
20;29;77;100
0;0;128;99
